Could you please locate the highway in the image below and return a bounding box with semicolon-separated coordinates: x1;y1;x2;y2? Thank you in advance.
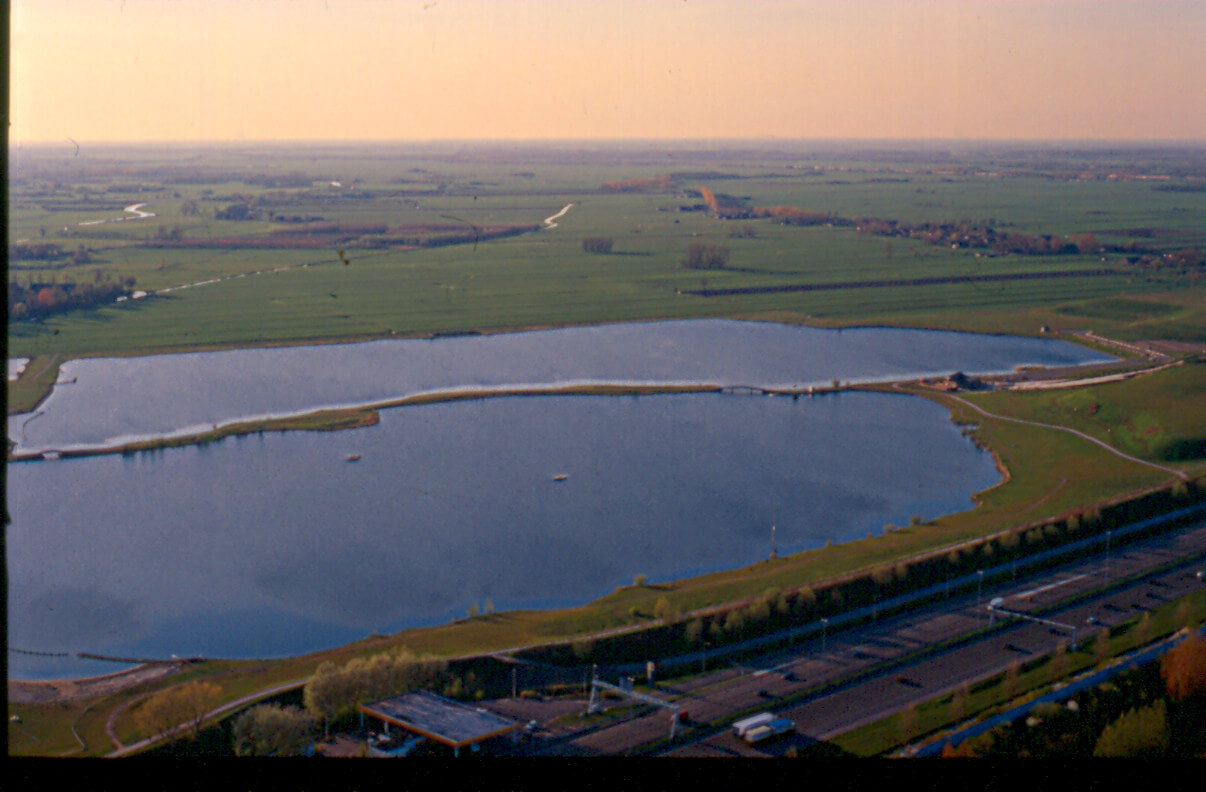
511;516;1206;756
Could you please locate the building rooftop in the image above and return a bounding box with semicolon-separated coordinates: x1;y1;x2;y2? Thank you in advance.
359;690;519;749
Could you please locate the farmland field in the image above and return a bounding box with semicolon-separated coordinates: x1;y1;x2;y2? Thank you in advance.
9;141;1204;359
7;140;1206;757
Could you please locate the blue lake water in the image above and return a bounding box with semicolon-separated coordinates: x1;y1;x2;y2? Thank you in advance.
6;321;1112;679
8;319;1110;454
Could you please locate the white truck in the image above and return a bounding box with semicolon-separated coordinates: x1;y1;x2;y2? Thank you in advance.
742;717;796;745
731;712;775;739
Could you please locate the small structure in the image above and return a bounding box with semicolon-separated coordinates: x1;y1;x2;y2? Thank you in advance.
358;690;520;757
587;674;683;739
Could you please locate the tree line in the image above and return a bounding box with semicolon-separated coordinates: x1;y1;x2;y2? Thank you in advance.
8;272;136;321
682;243;730;270
9;242;94;266
521;480;1202;668
582;237;615;254
942;629;1206;757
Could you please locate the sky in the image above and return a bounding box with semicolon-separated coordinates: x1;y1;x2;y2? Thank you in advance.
9;0;1206;143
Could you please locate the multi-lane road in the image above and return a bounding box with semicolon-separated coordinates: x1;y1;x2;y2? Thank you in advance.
511;516;1206;757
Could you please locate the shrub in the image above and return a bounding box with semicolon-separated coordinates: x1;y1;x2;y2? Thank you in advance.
1093;701;1169;757
681;243;729;270
653;597;680;624
1160;632;1206;701
232;704;316;757
582;237;614;254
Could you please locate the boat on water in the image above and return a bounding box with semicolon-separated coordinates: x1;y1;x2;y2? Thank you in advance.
552;474;569;482
346;454;361;462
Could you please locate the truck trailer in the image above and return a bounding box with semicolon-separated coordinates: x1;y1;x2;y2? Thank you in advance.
742;717;796;744
731;712;775;739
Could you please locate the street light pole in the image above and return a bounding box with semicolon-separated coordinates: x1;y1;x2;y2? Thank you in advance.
821;618;829;653
1105;530;1112;577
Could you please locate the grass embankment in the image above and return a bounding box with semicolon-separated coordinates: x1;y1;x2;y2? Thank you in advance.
831;588;1206;757
965;359;1206;480
6;354;62;414
6;407;381;462
6;382;724;461
10;363;1201;756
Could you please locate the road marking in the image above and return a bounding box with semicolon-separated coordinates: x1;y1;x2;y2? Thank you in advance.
1013;573;1091;600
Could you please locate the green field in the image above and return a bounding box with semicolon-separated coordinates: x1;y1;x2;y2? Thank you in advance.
9;142;1204;358
967;360;1206;476
7;141;1205;756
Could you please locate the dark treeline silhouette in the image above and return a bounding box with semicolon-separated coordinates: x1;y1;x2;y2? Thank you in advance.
682;243;730;270
582;237;615;254
9;272;136;321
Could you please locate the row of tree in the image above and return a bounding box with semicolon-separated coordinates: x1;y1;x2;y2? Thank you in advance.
942;629;1206;757
681;243;730;270
526;480;1201;667
302;649;446;738
8;272;136;321
9;243;94;265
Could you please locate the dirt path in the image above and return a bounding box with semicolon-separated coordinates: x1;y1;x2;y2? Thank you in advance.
1006;361;1181;392
106;677;311;756
947;393;1189;481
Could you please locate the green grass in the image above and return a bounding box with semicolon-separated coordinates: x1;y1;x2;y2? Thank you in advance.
6;354;62;414
967;360;1206;473
8;142;1205;756
10;145;1204;358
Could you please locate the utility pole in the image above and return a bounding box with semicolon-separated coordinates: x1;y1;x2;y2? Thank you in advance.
976;569;985;617
1104;530;1112;577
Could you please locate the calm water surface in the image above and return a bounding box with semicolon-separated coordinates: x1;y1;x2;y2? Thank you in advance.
6;321;1112;679
8;320;1110;454
9;392;999;679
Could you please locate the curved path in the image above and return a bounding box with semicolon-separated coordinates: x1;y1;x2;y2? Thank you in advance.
542;203;574;229
79;203;156;227
945;393;1189;481
106;677;311;756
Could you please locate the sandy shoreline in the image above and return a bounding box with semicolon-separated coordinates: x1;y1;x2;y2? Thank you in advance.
8;663;182;705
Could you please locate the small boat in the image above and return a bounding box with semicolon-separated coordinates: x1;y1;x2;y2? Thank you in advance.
345;454;361;462
552;474;569;482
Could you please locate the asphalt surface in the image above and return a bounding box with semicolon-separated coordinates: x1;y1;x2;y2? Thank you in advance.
504;517;1206;757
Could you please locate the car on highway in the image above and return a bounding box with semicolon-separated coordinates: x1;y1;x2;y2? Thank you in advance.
1086;616;1099;625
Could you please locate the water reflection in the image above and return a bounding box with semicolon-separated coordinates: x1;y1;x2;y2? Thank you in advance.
8;320;1111;454
9;391;1001;678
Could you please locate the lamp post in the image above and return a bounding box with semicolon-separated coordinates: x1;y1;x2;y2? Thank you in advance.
821;617;829;654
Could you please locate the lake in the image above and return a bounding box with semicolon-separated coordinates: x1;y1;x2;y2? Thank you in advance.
9;319;1109;455
6;321;1112;679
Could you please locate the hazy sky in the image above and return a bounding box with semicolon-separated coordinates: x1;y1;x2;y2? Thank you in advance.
10;0;1205;143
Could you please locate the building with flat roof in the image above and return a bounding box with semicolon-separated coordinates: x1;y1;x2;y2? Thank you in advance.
358;690;520;756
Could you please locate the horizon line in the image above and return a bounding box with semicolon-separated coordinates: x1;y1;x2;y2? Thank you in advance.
9;136;1206;147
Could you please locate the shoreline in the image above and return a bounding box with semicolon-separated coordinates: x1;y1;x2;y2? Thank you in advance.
8;324;1161;689
8;376;1014;462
